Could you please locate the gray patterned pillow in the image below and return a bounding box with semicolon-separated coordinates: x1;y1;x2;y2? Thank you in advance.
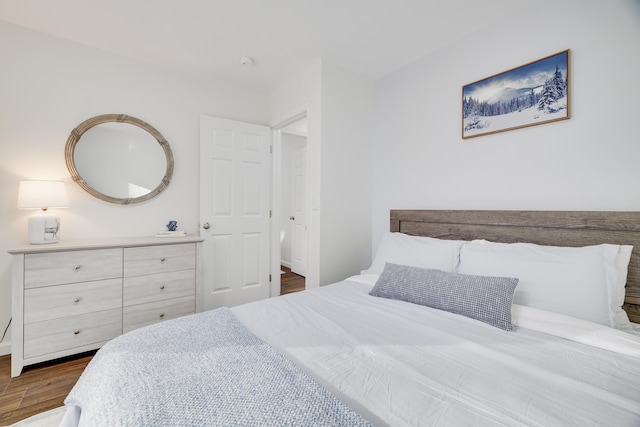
369;263;519;330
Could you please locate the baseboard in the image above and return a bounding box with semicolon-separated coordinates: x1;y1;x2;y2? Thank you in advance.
280;260;292;269
0;341;11;356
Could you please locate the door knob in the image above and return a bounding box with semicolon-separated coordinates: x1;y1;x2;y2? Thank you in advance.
289;216;295;221
203;222;211;230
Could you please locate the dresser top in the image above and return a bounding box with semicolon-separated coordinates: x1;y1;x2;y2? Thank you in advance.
8;235;204;254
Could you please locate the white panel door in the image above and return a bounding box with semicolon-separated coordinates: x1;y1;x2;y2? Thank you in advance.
200;116;271;310
291;147;307;277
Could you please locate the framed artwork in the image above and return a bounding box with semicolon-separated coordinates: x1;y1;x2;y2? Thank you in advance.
462;50;570;139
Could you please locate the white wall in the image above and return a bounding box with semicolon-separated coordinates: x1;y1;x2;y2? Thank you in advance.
0;26;375;353
269;59;374;287
372;0;640;251
0;21;270;353
319;61;373;285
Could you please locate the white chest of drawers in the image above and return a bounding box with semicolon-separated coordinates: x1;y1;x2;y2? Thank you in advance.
9;236;203;377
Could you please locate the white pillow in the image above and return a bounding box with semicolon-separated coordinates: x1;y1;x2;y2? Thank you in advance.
458;240;629;328
613;245;633;330
366;232;465;275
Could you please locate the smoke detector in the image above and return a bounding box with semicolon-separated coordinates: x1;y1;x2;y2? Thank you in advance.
240;56;255;67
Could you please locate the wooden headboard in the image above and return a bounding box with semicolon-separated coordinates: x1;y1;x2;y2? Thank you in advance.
390;210;640;323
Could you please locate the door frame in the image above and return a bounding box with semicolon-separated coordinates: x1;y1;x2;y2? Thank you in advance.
270;107;309;297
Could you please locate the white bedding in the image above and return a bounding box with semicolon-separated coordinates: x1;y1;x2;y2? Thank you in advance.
62;307;371;426
232;274;640;427
59;273;640;427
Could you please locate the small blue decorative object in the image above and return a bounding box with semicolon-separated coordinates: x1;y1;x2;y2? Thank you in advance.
167;220;178;231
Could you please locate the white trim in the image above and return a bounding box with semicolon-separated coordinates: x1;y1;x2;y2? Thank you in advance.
270;107;307;130
270;128;283;297
280;260;292;269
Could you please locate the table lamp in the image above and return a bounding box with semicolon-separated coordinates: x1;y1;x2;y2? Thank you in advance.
17;181;69;244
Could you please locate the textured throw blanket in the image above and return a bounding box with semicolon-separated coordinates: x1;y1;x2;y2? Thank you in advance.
64;308;371;426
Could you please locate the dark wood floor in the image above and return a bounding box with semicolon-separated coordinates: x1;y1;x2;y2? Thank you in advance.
280;266;305;295
0;351;94;425
0;268;304;424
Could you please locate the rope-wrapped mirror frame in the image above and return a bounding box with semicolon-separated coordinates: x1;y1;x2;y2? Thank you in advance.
64;114;174;204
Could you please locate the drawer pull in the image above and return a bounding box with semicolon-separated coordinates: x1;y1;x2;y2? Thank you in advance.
74;265;82;270
160;285;166;290
159;313;165;319
160;257;166;263
73;297;81;303
73;330;81;335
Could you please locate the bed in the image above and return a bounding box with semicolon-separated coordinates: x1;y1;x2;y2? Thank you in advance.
60;210;640;426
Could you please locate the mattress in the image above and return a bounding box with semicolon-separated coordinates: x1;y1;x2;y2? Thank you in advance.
62;274;640;426
233;275;640;427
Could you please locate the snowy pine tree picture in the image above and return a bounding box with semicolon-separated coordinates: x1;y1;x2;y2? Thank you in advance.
462;50;570;139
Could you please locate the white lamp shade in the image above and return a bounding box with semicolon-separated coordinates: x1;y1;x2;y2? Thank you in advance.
18;181;68;210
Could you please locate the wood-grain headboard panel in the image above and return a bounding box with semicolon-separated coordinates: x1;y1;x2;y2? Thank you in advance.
390;210;640;323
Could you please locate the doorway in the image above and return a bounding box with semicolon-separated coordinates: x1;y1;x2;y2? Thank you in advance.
270;111;316;297
278;119;307;293
199;113;312;310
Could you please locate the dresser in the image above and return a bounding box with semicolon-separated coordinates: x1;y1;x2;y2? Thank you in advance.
9;236;203;377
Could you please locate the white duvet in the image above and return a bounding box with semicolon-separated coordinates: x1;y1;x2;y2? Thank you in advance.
233;275;640;427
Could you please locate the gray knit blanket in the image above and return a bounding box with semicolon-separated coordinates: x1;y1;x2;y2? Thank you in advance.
64;308;371;426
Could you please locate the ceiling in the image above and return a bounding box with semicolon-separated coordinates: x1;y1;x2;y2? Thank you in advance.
0;0;541;95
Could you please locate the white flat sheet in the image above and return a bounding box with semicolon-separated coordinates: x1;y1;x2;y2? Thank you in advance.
232;276;640;427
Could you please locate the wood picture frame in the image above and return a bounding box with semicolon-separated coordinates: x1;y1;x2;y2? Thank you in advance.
462;50;570;139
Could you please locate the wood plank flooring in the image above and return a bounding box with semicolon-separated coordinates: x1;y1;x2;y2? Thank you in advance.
0;351;94;425
0;267;304;425
280;266;305;295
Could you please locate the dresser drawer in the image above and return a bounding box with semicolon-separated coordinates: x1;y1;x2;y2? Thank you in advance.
123;296;195;333
10;236;202;377
124;270;195;306
24;278;122;324
24;308;122;359
24;248;122;289
124;244;196;277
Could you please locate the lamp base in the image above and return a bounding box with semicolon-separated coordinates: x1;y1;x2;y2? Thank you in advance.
28;214;61;244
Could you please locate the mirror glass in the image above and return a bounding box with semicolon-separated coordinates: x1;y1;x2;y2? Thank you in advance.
65;115;174;204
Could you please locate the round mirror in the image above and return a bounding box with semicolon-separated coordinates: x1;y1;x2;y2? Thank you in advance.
65;114;174;204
